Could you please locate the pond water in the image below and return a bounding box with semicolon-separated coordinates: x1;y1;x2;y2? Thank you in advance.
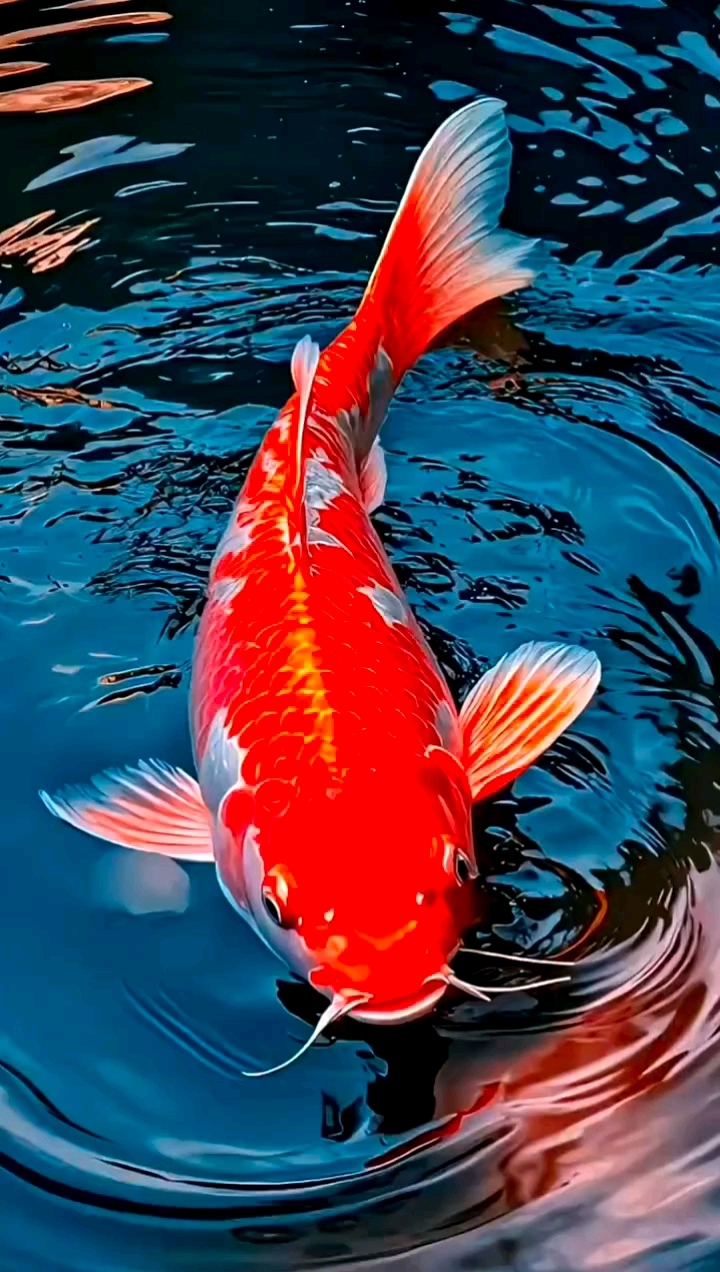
2;0;720;1268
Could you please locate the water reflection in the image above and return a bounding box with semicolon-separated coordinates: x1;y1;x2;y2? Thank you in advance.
0;209;100;271
0;77;151;112
0;12;171;52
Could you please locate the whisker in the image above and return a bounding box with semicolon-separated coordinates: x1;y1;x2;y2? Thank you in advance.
242;991;370;1078
445;973;492;1002
459;947;575;969
447;971;570;999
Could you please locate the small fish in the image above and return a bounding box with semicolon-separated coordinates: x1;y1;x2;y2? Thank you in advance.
41;99;601;1075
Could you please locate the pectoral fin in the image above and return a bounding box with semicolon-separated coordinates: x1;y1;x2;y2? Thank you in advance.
40;759;215;861
460;642;601;802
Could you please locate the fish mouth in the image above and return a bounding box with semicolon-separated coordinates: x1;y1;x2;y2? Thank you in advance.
347;982;447;1024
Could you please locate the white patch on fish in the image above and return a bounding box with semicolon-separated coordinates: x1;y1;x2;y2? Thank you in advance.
210;576;246;606
305;454;346;510
211;509;255;573
199;713;246;816
239;823;315;978
308;526;345;549
215;860;248;918
261;452;281;481
305;451;349;552
358;582;409;627
435;699;462;755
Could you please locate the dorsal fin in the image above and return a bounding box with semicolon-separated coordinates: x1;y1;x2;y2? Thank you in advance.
290;335;320;499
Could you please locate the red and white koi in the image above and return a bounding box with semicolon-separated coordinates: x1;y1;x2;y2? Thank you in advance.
41;99;601;1075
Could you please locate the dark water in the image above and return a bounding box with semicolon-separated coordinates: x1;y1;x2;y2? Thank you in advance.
3;0;720;1267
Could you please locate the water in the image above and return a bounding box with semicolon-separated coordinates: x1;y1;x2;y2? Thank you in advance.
2;0;720;1267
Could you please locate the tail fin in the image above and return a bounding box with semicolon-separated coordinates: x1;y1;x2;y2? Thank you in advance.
320;97;536;456
364;96;536;372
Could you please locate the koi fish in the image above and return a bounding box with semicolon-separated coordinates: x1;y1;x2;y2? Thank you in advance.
41;98;601;1075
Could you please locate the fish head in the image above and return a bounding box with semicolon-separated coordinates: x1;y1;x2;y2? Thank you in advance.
224;749;479;1023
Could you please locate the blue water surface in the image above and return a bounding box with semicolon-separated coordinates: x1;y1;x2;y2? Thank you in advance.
3;0;720;1268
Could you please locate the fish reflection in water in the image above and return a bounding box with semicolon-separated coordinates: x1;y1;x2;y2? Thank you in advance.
355;851;720;1269
344;590;720;1263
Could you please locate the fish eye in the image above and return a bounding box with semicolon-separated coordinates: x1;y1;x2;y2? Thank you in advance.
262;888;284;927
454;849;474;885
261;865;298;929
442;839;476;885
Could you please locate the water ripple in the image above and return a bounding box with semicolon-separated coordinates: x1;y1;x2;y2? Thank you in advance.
2;0;720;1268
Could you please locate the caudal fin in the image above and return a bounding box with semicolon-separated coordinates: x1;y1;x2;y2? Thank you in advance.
320;97;536;455
365;96;536;373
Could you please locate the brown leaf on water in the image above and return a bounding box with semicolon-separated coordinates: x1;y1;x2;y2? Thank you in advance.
0;76;150;111
0;209;100;273
0;61;49;77
0;11;171;50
